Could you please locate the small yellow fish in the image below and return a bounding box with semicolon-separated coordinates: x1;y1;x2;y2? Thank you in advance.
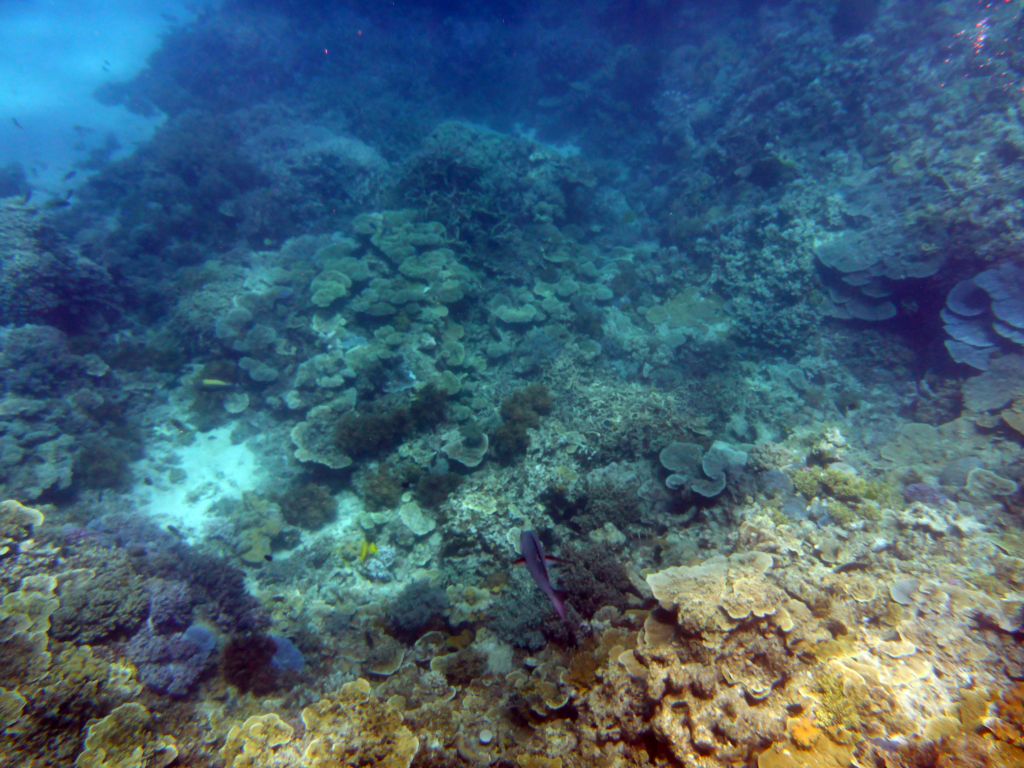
199;378;233;390
359;541;378;562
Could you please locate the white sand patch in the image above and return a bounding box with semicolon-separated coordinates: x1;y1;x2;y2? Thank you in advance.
132;424;258;543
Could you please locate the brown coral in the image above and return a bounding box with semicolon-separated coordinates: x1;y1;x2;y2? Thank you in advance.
990;682;1024;748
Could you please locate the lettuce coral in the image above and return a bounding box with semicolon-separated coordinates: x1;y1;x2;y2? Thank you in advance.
75;702;177;768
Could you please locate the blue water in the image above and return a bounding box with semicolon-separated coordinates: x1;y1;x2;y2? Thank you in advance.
1;1;1023;765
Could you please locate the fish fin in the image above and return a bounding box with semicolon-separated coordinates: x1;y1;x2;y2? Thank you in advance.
544;555;566;565
513;557;526;566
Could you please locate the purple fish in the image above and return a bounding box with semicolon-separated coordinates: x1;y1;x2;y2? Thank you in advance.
516;530;569;623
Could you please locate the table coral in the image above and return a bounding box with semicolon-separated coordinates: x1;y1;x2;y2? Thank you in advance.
290;395;357;470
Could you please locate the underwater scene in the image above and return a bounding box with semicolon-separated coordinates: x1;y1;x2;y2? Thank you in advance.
1;0;1024;765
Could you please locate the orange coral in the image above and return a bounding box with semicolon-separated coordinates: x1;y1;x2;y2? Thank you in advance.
990;682;1024;747
789;716;821;749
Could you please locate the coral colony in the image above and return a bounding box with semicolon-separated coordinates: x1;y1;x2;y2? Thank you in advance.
1;1;1024;766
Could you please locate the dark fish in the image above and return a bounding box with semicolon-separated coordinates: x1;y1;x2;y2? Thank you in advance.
169;418;190;434
11;117;22;129
516;530;569;623
264;554;273;562
63;170;77;181
166;525;184;540
833;561;870;573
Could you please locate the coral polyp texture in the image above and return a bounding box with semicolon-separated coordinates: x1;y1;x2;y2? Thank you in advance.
2;0;1024;766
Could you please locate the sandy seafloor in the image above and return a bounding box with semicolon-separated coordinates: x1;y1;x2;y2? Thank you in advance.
1;1;1024;766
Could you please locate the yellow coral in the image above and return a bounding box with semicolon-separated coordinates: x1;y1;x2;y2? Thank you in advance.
0;499;44;550
991;682;1024;747
810;667;865;738
75;702;177;768
220;713;296;768
0;572;59;689
52;645;142;707
756;734;853;768
790;467;893;525
516;757;563;768
301;678;418;768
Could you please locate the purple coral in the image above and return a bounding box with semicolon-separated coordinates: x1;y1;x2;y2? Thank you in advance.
147;579;194;634
943;262;1024;370
126;622;217;698
87;512;268;634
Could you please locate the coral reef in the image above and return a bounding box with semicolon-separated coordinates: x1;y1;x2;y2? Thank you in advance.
3;2;1024;766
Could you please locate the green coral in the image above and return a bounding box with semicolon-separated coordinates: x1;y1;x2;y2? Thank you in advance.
813;667;866;736
791;467;896;524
